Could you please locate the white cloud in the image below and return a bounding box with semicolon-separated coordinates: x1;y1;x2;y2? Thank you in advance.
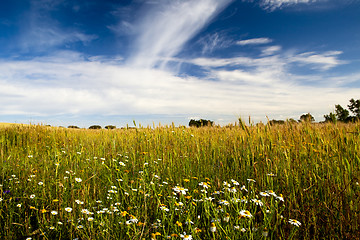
288;51;346;71
127;0;233;68
259;0;318;10
261;45;282;56
237;38;273;46
0;51;358;125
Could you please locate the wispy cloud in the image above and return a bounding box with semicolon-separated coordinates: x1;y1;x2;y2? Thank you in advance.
237;38;273;46
127;0;233;68
288;51;346;71
259;0;318;11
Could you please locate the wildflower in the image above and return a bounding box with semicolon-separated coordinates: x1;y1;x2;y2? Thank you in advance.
194;227;202;233
81;209;90;214
247;179;256;183
173;186;188;195
239;210;253;218
30;194;36;199
234;225;240;230
160;206;169;212
180;233;192;240
88;217;94;222
121;211;128;217
223;181;231;188
175;221;182;227
241;228;247;232
75;200;84;205
231;179;240;185
223;213;230;222
65;207;73;212
276;194;284;202
199;182;209;189
184;179;190;182
260;192;270;197
289;219;301;227
267;173;276;177
229;187;237;193
76;225;84;229
267;190;277;197
49;226;55;230
51;211;58;215
57;221;63;225
240;185;248;192
126;215;138;225
17;204;22;208
41;209;47;213
38;181;44;186
251;199;263;206
218;200;230;205
75;178;82;183
53;199;59;202
210;222;216;232
262;227;269;237
151;232;161;240
119;162;126;166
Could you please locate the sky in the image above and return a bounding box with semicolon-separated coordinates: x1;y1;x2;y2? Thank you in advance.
1;0;360;127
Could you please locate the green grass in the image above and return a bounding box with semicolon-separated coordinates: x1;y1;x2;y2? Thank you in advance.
0;122;359;239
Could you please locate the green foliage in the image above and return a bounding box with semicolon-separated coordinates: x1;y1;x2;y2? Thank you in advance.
300;113;315;122
348;98;360;117
326;98;360;123
189;119;214;127
89;125;102;129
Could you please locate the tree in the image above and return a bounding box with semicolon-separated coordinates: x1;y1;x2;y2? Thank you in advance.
189;119;213;127
105;125;116;130
335;104;349;122
324;112;337;123
89;125;102;129
300;113;315;122
348;98;360;118
324;98;360;123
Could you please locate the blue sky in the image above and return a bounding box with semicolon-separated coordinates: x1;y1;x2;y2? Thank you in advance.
1;0;360;127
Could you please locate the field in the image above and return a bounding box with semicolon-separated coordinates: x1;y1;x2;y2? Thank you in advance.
0;122;359;239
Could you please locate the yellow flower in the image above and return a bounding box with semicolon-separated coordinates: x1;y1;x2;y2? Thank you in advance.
52;199;59;202
176;221;182;227
121;211;128;217
210;222;216;233
194;227;202;233
184;179;190;182
40;209;48;213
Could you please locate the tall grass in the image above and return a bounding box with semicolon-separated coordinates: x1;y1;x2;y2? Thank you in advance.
0;122;359;239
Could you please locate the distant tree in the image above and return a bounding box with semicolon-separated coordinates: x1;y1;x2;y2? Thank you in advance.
68;125;79;129
105;125;116;130
300;113;315;122
324;98;360;123
268;119;285;125
89;125;102;129
348;98;360;118
324;112;337;123
189;119;214;127
335;104;350;122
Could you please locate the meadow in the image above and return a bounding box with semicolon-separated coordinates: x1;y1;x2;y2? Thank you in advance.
0;121;359;239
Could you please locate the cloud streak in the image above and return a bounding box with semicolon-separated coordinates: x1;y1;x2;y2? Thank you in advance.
127;0;233;69
237;38;273;45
